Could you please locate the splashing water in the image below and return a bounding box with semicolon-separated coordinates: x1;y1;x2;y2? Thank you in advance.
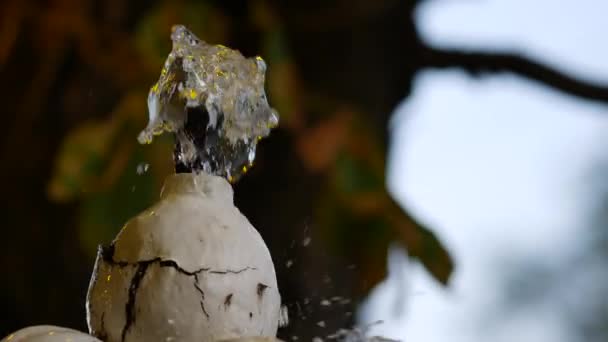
138;25;278;181
326;321;401;342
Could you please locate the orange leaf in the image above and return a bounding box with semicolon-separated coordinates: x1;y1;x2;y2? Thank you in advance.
296;110;352;172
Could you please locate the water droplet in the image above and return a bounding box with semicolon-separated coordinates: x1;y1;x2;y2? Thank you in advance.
279;305;290;327
136;163;149;175
340;298;352;305
302;236;311;247
269;109;279;128
248;146;256;165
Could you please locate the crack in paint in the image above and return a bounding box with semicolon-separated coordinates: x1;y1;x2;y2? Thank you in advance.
159;259;211;276
209;266;257;274
257;283;269;299
224;293;233;309
121;262;151;342
193;274;210;319
101;245;257;276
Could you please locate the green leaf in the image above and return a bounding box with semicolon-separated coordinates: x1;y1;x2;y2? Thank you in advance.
389;198;454;285
334;153;384;194
78;147;157;258
47;120;118;201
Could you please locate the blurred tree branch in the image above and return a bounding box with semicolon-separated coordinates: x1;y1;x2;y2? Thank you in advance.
421;44;608;103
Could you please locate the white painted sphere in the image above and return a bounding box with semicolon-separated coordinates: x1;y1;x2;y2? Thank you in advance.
86;172;281;342
1;325;101;342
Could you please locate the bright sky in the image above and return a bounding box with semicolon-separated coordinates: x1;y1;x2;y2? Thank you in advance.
360;1;608;341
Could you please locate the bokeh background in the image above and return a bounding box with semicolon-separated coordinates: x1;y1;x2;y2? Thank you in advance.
1;0;607;341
